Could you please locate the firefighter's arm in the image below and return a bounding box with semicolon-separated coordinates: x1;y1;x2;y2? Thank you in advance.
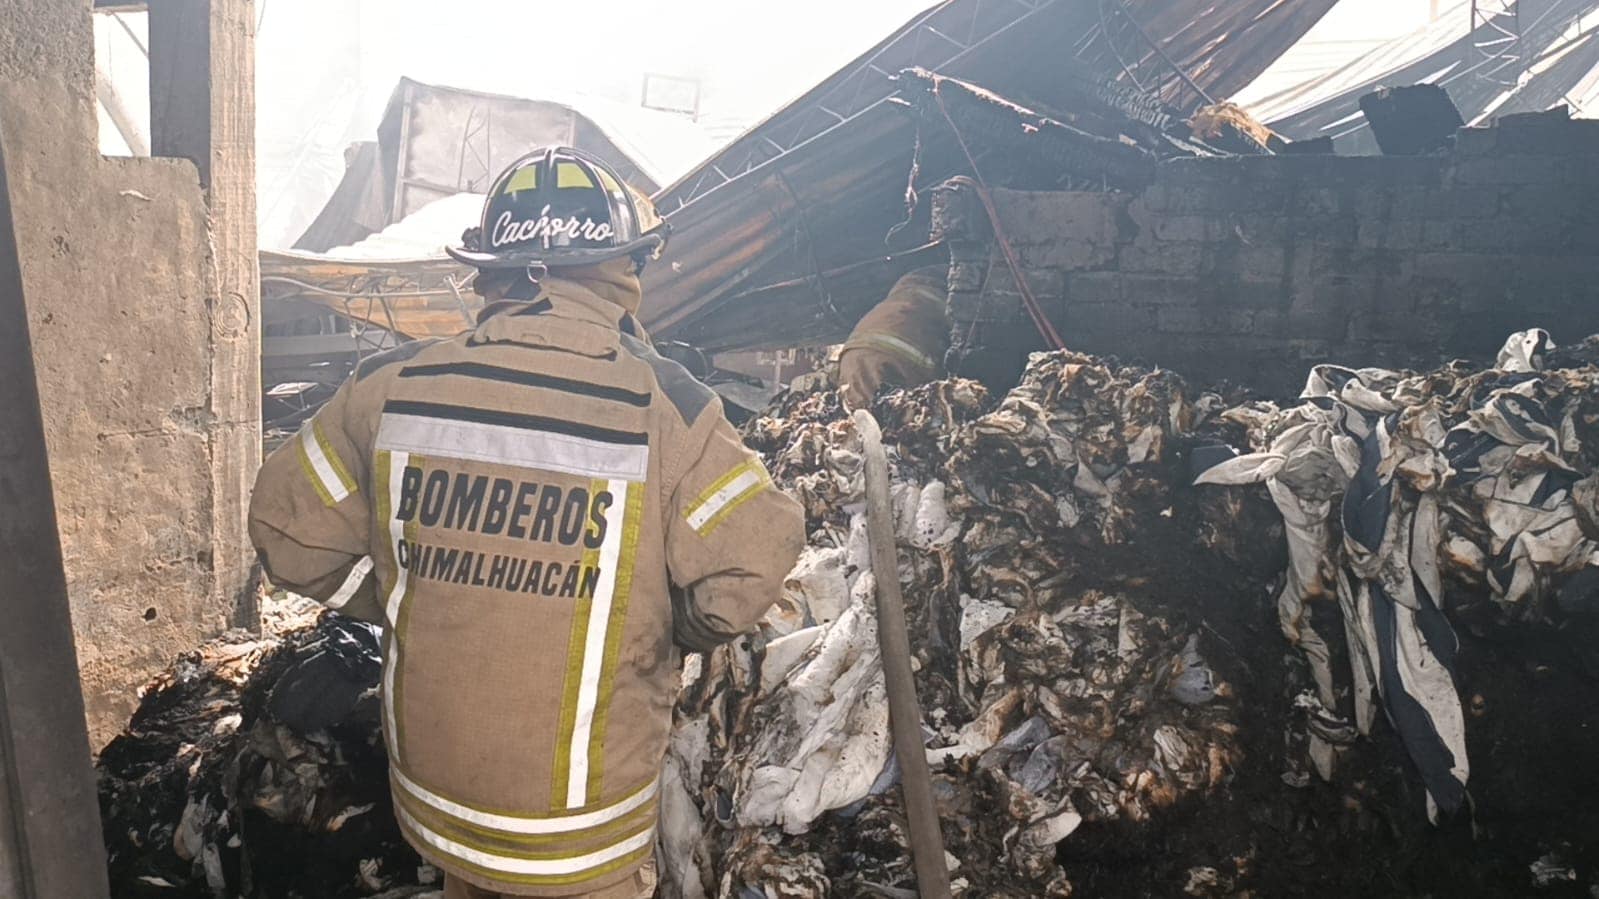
837;348;887;411
664;402;805;653
248;379;384;624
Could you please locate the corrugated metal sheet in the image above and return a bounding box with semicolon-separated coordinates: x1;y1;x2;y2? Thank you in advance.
640;0;1336;352
293;78;716;252
376;78;665;224
260;250;478;341
1248;0;1599;152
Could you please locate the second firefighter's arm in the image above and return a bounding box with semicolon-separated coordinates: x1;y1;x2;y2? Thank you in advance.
248;379;384;623
664;402;805;653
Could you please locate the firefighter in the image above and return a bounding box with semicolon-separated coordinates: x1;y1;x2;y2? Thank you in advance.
836;265;951;408
248;147;804;899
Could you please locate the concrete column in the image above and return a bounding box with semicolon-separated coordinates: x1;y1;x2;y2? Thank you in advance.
0;116;111;899
150;0;262;628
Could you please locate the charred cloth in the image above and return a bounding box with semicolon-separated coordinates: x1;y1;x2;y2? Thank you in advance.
666;341;1599;899
100;338;1599;898
97;614;438;898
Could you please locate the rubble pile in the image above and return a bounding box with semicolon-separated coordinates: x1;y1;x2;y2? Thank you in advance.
1196;330;1599;819
665;355;1258;898
98;615;439;899
99;337;1599;898
667;339;1599;898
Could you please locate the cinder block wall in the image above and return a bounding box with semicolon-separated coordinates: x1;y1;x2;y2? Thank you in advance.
0;0;259;746
986;115;1599;395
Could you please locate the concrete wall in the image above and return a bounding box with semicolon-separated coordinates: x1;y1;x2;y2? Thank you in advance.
0;0;258;746
986;113;1599;395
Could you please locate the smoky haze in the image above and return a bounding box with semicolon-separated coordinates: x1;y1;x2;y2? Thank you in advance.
251;0;936;246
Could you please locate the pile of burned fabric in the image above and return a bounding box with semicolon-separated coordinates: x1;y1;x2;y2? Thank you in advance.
663;354;1248;898
97;337;1599;898
1193;329;1599;821
98;614;439;899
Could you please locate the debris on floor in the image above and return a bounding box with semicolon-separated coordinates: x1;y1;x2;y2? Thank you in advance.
667;336;1599;898
98;611;439;898
1193;328;1599;820
100;335;1599;898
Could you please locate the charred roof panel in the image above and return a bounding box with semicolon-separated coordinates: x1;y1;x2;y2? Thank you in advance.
641;0;1336;352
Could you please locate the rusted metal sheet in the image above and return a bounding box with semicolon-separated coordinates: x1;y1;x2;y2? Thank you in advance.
260;250;481;340
640;0;1336;354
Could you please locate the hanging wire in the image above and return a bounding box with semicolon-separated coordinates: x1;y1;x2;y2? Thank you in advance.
928;75;1066;352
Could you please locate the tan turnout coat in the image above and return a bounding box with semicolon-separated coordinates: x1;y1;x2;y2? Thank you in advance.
837;265;951;408
248;275;804;896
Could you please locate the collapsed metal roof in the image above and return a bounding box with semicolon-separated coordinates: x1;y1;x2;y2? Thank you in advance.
639;0;1338;352
1250;0;1599;152
294;78;717;253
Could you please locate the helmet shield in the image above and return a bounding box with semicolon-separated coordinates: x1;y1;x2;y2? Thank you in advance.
447;146;667;270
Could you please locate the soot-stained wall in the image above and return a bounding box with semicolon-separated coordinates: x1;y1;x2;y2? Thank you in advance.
983;112;1599;395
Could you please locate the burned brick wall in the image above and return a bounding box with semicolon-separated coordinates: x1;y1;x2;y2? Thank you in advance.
986;114;1599;395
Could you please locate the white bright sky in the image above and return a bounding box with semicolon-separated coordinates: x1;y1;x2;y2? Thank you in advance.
95;0;1454;247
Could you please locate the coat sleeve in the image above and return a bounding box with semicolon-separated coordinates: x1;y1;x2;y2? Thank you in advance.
248;379;384;624
664;401;805;653
838;347;891;410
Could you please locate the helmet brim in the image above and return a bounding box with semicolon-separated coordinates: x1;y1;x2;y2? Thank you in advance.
446;233;665;270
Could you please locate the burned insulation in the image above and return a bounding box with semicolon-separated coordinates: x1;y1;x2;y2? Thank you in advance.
100;339;1599;898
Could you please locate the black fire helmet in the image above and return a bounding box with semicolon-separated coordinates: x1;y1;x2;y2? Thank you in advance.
447;146;669;271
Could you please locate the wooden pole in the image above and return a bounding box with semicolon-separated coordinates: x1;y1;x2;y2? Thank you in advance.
853;409;953;899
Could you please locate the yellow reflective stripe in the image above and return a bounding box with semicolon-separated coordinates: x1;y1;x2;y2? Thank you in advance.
566;479;632;808
688;458;758;512
551;482;606;807
377;450;420;765
398;806;654;884
325;556;373;611
314;420;358;494
848;332;938;372
432;847;651;891
392;783;655;854
685;458;769;535
299;420;355;505
585;483;645;799
696;476;768;537
396;764;660;829
374;452;396;757
556;479;636;810
298;437;335;507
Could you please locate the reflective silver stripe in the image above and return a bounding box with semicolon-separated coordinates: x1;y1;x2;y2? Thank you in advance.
393;767;659;835
685;468;763;531
375;413;648;481
565;479;631;808
382;453;412;629
325;556;373;610
851;332;938;370
301;422;353;503
382;451;412;760
397;806;655;877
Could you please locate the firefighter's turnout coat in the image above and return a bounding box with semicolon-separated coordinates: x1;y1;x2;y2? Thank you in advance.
248;273;805;897
837;265;951;408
